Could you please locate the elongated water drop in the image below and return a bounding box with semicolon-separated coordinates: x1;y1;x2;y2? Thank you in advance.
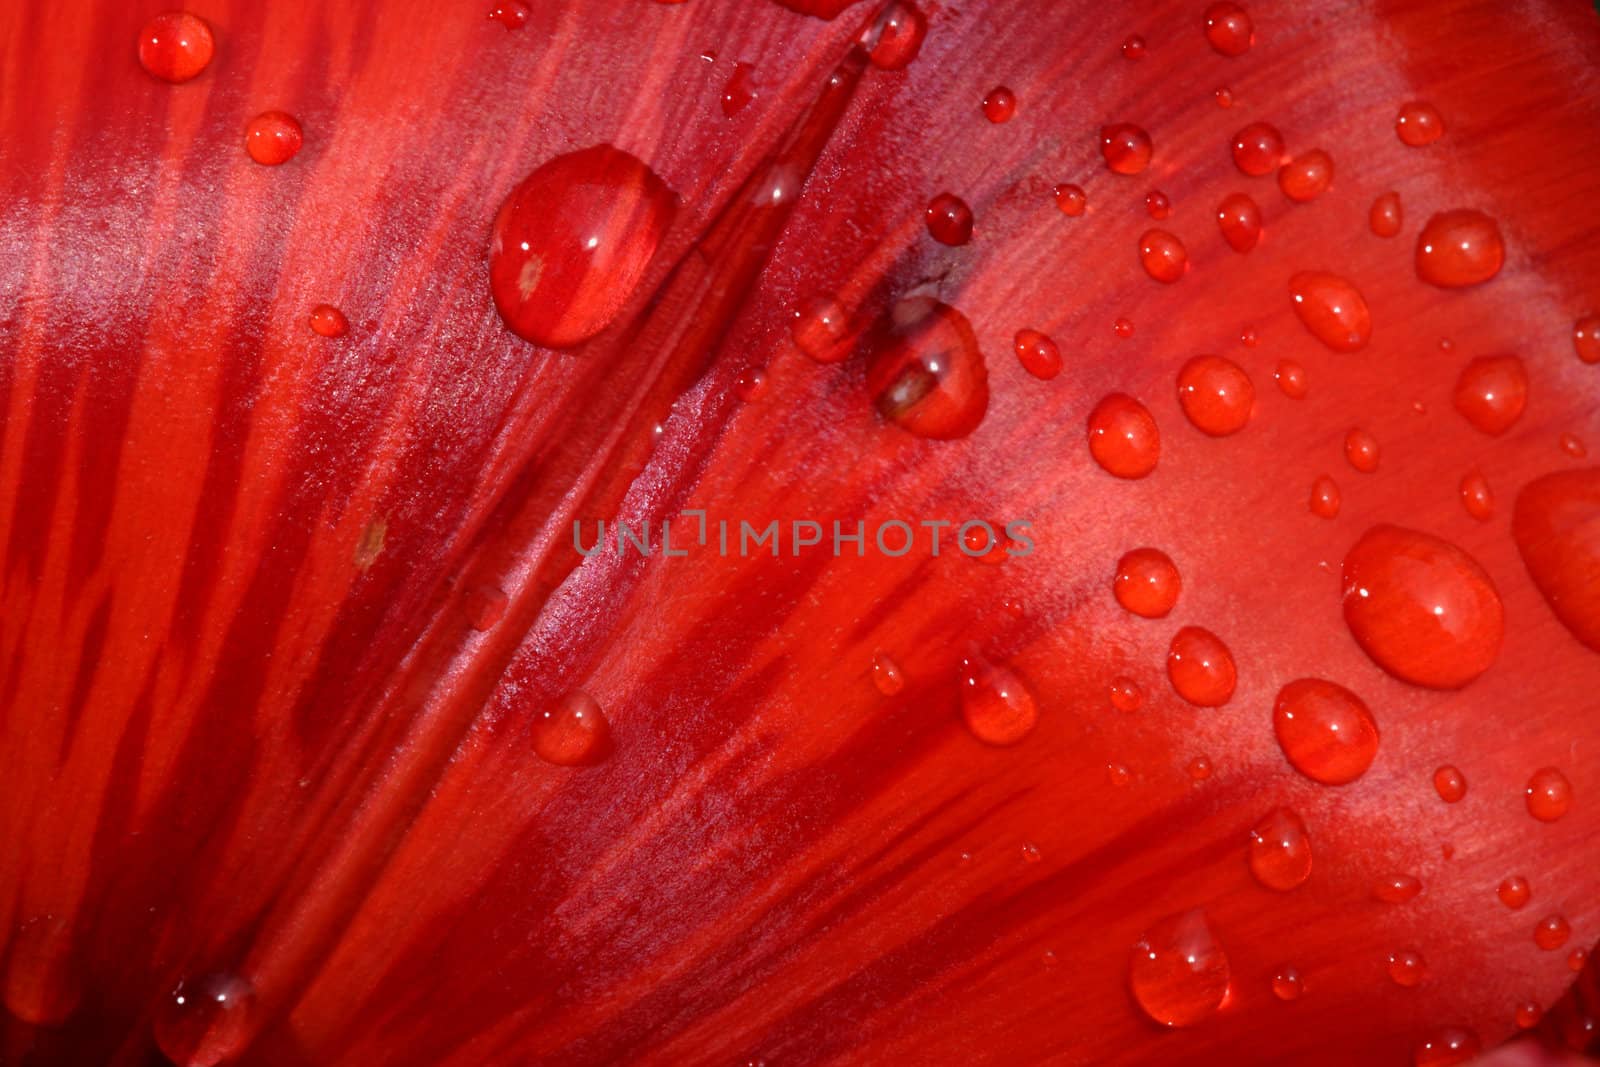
862;297;988;439
1129;910;1230;1027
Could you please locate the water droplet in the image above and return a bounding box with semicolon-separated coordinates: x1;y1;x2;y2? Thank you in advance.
1535;914;1571;950
861;1;926;70
1188;755;1213;781
488;2;531;28
1452;355;1527;435
926;193;974;246
138;11;215;83
862;297;989;439
721;62;757;117
1138;229;1188;283
1460;469;1494;521
1433;765;1467;802
1216;192;1262;252
1110;676;1145;712
1248;807;1313;891
1561;432;1589;458
1278;150;1333;202
1309;475;1341;519
872;652;905;695
1214;86;1235;108
245;111;303;166
1499;876;1531;909
1525;767;1572;822
1021;841;1042;863
981;86;1016;124
1271;966;1304;1001
489;145;677;348
1145;190;1172;219
792;295;854;363
734;367;768;401
1231;122;1284;176
1396;101;1445;146
1177;354;1254;436
1289;271;1371;352
1416;209;1505;288
154;973;256;1067
1203;2;1254;55
309;304;349;338
1013;329;1062;380
1575;314;1600;364
1413;1028;1482;1066
1344;428;1380;473
533;690;612;766
1370;191;1404;237
1273;678;1379;784
1122;34;1147;60
1239;326;1259;347
1569;948;1588;972
1114;548;1182;619
960;654;1038;746
1516;1002;1543;1029
1167;626;1237;707
1054;183;1087;217
1275;360;1307;398
1129;910;1230;1027
1087;394;1160;479
1341;525;1504;689
1375;874;1422;903
1113;316;1136;339
1511;468;1600;651
1387;949;1429;988
1101;123;1153;175
1107;762;1132;787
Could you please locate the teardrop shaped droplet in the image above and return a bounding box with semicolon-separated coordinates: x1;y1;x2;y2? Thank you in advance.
138;11;215;83
872;652;905;695
1309;475;1341;519
1087;394;1160;479
1113;547;1182;618
1216;192;1262;252
1511;468;1600;652
1416;209;1504;288
862;297;989;440
1375;874;1422;903
153;973;256;1067
1013;329;1062;380
1129;909;1230;1027
1525;766;1572;822
959;654;1038;746
1248;807;1313;891
1344;428;1380;473
1289;272;1371;352
1275;360;1307;398
1167;626;1237;707
1452;355;1527;435
1177;354;1254;436
532;690;612;766
1273;678;1379;785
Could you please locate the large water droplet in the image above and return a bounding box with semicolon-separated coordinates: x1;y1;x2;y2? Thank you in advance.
1273;678;1379;784
1138;229;1188;283
1341;525;1504;689
154;973;256;1067
1177;355;1254;436
1344;428;1380;473
1416;209;1504;288
862;297;989;439
1087;394;1160;479
1167;626;1236;707
138;11;215;83
1289;272;1371;352
1499;875;1531;909
1248;808;1313;891
1231;122;1283;176
1101;123;1153;175
861;1;926;70
981;86;1017;124
1129;910;1230;1027
245;111;303;166
1278;149;1333;203
533;690;612;766
959;654;1038;746
1452;355;1527;435
1511;467;1600;652
1216;192;1262;252
1203;2;1254;55
1114;548;1182;618
1396;101;1445;146
489;145;678;348
1525;766;1572;822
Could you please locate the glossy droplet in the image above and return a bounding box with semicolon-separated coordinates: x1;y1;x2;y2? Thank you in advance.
1309;475;1341;519
154;973;255;1067
1275;360;1307;398
1575;314;1600;364
1122;34;1147;60
1569;948;1588;972
1054;183;1087;217
1416;209;1505;288
734;368;768;401
872;652;905;695
533;690;612;766
1273;678;1379;785
1013;329;1062;380
1535;914;1571;950
1114;548;1182;618
245;111;303;166
861;1;927;70
138;11;215;83
1101;124;1153;175
1375;874;1423;903
1214;86;1235;108
1278;150;1333;202
981;86;1016;124
1138;229;1188;283
1113;317;1135;339
1370;192;1404;238
1344;428;1380;473
1452;355;1527;435
1232;122;1284;176
1177;355;1253;436
309;304;349;338
863;297;989;439
1021;841;1042;863
1387;949;1429;988
1167;626;1236;707
1499;875;1531;909
1432;765;1468;802
488;2;531;28
1516;1002;1543;1029
1129;910;1230;1028
1460;469;1494;521
1413;1028;1482;1066
1216;192;1262;252
1342;525;1504;689
792;295;853;363
1272;966;1304;1001
1087;394;1160;479
960;654;1038;746
1107;762;1132;787
1396;101;1445;146
721;62;757;117
1525;767;1572;822
1562;432;1588;458
1511;468;1600;652
1203;2;1254;55
1110;676;1145;712
926;193;974;246
1248;807;1313;891
1188;756;1213;781
1289;271;1371;352
490;145;677;348
1145;190;1171;219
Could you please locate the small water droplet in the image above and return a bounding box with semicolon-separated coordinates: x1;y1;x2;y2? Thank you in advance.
871;652;906;695
981;86;1017;124
1054;183;1087;217
1129;909;1230;1027
1013;328;1062;380
309;304;349;338
1138;229;1188;283
960;654;1038;746
1101;123;1153;175
1413;1027;1481;1066
1289;271;1371;352
1114;548;1182;618
1167;626;1236;707
1021;841;1042;863
1375;874;1422;903
1433;765;1467;802
1416;209;1504;288
1275;360;1307;398
1452;355;1527;435
1560;432;1587;458
734;367;768;401
244;111;303;166
1309;475;1341;519
721;62;757;116
488;2;531;28
1113;316;1136;339
154;973;256;1067
926;193;974;246
1575;314;1600;364
1370;191;1404;237
862;297;988;439
138;11;215;83
1145;189;1172;219
1515;1002;1543;1029
1231;122;1284;176
861;1;927;70
1525;766;1572;822
1109;676;1145;712
533;690;612;766
1341;525;1504;689
1271;965;1304;1001
1087;394;1160;479
1273;678;1379;784
1534;914;1571;950
1387;949;1429;988
1499;876;1531;909
1214;86;1235;108
1240;326;1260;348
792;295;854;363
1569;948;1588;972
1203;2;1254;55
1395;101;1445;146
1248;808;1313;891
1216;192;1262;252
1122;34;1147;60
1460;469;1494;521
1188;755;1213;781
1278;149;1333;202
1177;355;1254;436
1344;428;1380;473
1107;762;1132;787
